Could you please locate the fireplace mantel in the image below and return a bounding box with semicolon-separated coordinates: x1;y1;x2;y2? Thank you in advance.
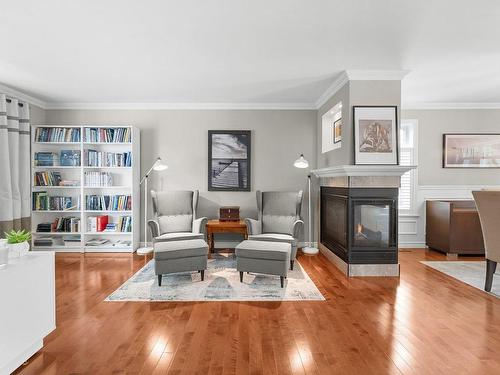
311;165;415;178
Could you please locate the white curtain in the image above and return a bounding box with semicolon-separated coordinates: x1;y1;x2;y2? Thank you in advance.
0;94;31;233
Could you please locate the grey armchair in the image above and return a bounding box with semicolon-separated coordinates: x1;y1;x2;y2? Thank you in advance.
472;190;500;292
148;190;208;243
245;190;304;270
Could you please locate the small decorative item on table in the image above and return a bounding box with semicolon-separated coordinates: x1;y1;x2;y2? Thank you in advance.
219;206;240;222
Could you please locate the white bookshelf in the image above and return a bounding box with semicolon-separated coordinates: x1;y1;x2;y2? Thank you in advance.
30;125;140;253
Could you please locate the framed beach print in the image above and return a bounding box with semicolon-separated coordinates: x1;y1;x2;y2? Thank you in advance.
443;133;500;168
333;118;342;143
353;106;398;165
208;130;251;191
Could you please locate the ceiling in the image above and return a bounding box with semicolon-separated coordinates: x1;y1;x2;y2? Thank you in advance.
0;0;499;107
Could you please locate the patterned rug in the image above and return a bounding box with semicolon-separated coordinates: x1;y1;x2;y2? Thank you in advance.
106;254;325;302
421;261;500;298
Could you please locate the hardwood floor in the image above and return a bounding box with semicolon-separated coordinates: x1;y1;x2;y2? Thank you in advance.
13;249;500;375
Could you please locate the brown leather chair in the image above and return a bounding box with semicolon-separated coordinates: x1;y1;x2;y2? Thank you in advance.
472;191;500;292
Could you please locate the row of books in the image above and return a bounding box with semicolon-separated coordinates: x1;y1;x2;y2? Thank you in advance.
35;127;81;143
84;171;113;186
86;215;132;232
34;171;61;186
34;171;79;187
84;128;131;143
34;150;81;166
32;192;79;211
86;150;132;167
85;195;131;211
36;216;81;233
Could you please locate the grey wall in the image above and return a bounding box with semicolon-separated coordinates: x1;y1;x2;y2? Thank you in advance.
402;109;500;186
317;82;350;168
43;109;317;244
30;104;46;125
316;80;401;169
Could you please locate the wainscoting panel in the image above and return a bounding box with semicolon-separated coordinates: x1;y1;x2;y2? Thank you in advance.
398;185;500;248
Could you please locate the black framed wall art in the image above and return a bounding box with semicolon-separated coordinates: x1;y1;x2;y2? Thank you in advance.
208;130;251;191
353;106;398;165
443;133;500;168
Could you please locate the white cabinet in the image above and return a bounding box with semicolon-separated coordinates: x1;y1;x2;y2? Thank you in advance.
0;252;55;375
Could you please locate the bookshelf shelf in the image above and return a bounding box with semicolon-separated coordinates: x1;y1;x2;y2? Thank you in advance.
32;232;81;235
33;210;81;213
83;210;132;213
33;166;81;169
83;142;132;145
33;186;80;189
83;166;132;169
85;232;131;235
31;125;140;253
33;141;80;145
83;186;130;189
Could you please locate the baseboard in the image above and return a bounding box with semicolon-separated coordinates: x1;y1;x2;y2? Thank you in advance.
399;242;426;249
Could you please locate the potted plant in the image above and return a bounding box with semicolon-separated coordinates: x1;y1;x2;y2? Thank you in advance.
5;230;31;257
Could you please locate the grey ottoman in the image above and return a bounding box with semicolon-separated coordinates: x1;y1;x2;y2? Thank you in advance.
235;240;291;288
154;239;208;286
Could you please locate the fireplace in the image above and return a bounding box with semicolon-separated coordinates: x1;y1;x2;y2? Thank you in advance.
320;187;398;265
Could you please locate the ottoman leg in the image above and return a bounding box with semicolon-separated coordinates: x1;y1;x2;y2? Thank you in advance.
200;270;205;281
290;260;294;270
280;276;284;288
239;271;243;283
158;274;162;287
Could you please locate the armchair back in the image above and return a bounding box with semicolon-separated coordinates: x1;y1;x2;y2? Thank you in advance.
473;190;500;263
151;190;198;234
258;190;303;235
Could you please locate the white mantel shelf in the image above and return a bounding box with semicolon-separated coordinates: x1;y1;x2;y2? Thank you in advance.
311;165;416;178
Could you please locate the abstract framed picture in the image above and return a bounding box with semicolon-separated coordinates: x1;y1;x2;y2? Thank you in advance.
333;118;342;144
353;106;398;165
443;133;500;168
208;130;251;191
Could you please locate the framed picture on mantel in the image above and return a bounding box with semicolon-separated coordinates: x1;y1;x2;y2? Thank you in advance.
443;133;500;168
208;130;251;191
353;106;398;165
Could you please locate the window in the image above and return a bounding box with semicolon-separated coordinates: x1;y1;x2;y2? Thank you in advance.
399;120;418;212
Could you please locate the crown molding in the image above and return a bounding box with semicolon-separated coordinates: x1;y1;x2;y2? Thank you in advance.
0;82;47;108
402;102;500;110
315;70;410;109
43;101;317;110
315;72;349;109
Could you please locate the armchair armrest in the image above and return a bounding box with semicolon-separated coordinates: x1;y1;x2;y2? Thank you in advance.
148;220;160;239
292;219;304;240
193;217;208;234
245;218;262;235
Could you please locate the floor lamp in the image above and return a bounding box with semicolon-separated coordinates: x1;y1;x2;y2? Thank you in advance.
293;154;319;255
136;157;168;255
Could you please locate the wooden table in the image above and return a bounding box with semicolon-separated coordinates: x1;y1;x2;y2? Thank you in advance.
206;219;248;256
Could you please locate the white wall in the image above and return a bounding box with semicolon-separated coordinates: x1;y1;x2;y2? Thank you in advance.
43;109;317;245
399;108;500;247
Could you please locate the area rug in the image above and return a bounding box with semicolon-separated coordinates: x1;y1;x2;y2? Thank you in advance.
106;254;325;302
421;261;500;297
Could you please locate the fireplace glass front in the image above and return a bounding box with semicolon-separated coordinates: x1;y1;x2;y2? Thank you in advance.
352;202;390;248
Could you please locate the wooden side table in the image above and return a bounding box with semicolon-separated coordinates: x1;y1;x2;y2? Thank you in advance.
206;220;248;257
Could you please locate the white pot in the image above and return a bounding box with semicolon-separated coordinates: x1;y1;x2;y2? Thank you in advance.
8;241;30;258
0;245;8;266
